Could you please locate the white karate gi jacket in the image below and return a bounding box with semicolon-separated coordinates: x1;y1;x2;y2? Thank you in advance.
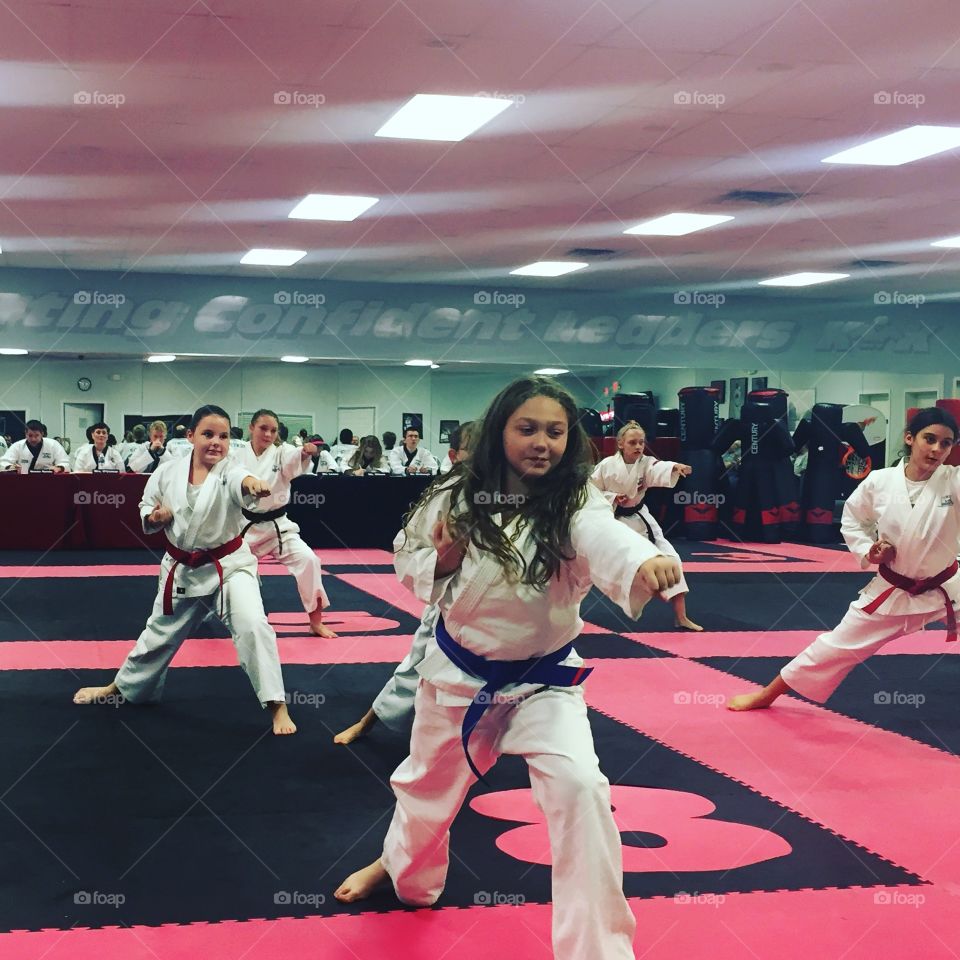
388;445;438;476
140;457;258;600
231;441;308;511
590;452;678;508
0;437;70;473
843;460;960;616
394;482;662;705
73;443;126;473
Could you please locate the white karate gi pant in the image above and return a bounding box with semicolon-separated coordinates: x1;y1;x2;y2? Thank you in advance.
381;681;635;960
243;516;329;614
780;600;949;702
114;568;286;706
372;605;437;733
618;510;688;601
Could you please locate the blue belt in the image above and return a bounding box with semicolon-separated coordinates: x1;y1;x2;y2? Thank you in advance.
434;617;593;781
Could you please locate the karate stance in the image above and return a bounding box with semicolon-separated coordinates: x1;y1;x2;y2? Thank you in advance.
333;421;477;745
335;377;679;960
234;409;337;638
73;404;296;735
591;420;701;630
728;407;960;711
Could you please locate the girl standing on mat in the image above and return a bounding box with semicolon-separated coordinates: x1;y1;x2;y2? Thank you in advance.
73;404;297;735
332;422;477;746
234;409;337;639
591;420;701;631
334;377;679;960
728;407;960;711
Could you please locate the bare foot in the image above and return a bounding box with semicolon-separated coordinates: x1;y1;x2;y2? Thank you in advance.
309;610;338;638
74;682;123;705
270;701;297;735
727;691;775;711
675;617;703;632
334;859;390;903
334;709;377;745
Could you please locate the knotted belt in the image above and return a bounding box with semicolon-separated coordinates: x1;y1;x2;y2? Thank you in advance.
435;617;593;781
240;506;287;556
162;535;243;617
861;559;958;642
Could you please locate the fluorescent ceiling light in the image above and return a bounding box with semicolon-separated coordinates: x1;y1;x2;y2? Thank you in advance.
0;347;27;355
281;355;309;363
510;261;588;277
624;213;734;236
822;125;960;166
404;359;434;367
376;94;513;142
758;272;850;287
535;367;569;375
147;354;176;363
288;194;379;221
240;248;307;266
931;234;960;248
430;364;440;369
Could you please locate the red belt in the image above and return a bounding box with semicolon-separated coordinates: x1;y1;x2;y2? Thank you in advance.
861;560;958;642
162;535;244;617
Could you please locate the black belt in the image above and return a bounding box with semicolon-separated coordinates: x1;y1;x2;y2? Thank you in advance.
240;506;288;556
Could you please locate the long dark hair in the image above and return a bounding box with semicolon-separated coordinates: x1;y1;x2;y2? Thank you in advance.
347;435;383;469
404;376;592;587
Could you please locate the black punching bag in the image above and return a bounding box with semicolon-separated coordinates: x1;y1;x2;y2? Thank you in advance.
678;386;721;540
614;393;657;440
795;403;871;542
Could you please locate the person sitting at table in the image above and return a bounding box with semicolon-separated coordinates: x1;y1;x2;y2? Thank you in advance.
74;421;126;473
128;420;172;474
388;426;437;475
382;430;397;453
310;437;339;474
329;428;358;468
438;421;476;475
295;429;309;448
229;425;247;454
0;420;70;473
0;433;6;457
343;436;391;476
165;423;192;458
117;430;140;463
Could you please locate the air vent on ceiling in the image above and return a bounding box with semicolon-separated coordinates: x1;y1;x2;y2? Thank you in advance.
718;189;803;205
850;259;905;268
566;247;619;258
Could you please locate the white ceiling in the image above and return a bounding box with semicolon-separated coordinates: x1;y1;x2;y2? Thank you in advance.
1;0;960;301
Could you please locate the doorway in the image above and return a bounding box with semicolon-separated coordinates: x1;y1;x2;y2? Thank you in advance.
63;402;104;453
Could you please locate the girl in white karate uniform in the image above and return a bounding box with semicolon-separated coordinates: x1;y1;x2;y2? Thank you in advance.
729;407;960;711
72;421;126;473
591;420;701;630
333;422;479;746
73;404;297;735
335;378;679;960
234;409;337;639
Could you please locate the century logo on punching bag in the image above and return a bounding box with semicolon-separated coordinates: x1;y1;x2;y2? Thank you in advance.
750;420;760;455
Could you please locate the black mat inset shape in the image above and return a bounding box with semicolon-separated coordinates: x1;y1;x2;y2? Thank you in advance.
702;653;960;757
0;666;921;932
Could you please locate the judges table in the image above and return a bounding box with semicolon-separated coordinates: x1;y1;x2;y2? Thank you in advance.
0;473;433;551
